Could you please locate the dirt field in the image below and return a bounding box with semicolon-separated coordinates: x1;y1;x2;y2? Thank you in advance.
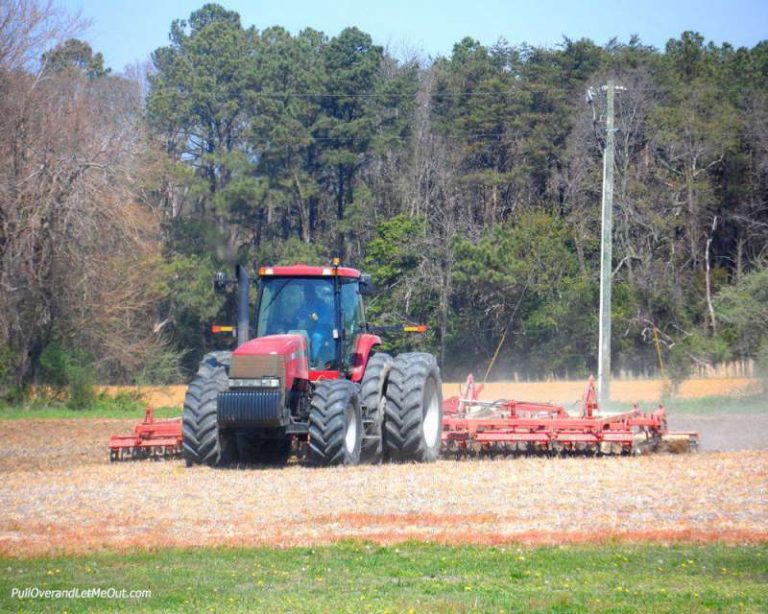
1;453;765;557
0;411;762;475
1;415;766;557
0;419;135;472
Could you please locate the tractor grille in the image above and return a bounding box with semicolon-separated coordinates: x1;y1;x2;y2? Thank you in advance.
229;354;285;380
217;389;287;427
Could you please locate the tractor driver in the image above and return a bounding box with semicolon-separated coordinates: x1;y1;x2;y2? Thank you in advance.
303;282;334;367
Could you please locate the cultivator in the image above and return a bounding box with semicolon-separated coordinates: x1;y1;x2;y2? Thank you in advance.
108;375;698;462
441;375;699;457
108;408;182;461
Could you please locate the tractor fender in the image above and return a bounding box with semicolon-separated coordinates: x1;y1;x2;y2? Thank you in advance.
349;333;382;382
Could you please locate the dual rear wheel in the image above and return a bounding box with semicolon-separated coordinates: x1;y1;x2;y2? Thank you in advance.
308;352;443;466
383;353;443;463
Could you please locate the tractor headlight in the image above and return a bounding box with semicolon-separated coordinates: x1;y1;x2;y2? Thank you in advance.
259;377;281;388
229;377;281;388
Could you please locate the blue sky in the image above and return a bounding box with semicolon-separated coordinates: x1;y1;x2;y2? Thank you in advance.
61;0;767;72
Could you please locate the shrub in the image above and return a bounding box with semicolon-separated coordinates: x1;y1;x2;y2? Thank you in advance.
0;345;28;405
667;330;730;392
38;341;96;409
94;389;145;412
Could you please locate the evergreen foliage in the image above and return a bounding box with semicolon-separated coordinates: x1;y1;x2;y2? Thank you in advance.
143;6;768;379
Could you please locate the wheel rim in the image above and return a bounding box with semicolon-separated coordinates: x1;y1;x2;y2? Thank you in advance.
422;379;440;448
345;403;358;453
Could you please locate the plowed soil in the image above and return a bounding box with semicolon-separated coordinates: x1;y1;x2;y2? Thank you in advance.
0;419;135;472
1;411;763;475
1;416;766;557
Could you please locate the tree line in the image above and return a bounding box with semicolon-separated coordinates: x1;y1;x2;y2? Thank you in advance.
1;1;767;401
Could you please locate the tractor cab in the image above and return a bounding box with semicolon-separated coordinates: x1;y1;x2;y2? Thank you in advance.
254;266;366;374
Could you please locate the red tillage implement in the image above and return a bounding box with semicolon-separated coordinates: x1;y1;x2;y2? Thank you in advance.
109;377;698;461
442;375;699;457
108;408;182;461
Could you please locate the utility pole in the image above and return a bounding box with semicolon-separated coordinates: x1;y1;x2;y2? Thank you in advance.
597;80;622;405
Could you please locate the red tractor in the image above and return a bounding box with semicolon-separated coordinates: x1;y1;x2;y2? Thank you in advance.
182;262;443;467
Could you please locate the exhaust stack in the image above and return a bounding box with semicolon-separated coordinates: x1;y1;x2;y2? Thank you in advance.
236;264;250;346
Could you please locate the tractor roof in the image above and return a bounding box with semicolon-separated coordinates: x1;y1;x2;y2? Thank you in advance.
258;264;361;279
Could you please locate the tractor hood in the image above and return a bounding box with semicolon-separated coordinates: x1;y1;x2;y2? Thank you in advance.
229;334;309;390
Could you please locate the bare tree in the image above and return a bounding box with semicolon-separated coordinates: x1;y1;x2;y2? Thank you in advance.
0;0;81;72
0;2;168;390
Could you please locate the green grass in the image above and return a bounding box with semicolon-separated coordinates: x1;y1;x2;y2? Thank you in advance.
1;543;766;613
0;405;179;420
598;393;767;415
0;387;182;420
663;394;767;414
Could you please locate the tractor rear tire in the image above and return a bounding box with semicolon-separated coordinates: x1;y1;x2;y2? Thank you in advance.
308;380;363;466
360;352;392;464
384;353;443;463
182;356;237;467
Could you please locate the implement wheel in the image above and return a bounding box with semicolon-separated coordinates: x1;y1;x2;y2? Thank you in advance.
308;380;363;466
384;353;443;463
182;352;237;467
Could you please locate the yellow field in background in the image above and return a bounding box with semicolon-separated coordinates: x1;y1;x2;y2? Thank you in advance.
100;385;188;408
101;376;761;409
441;377;760;405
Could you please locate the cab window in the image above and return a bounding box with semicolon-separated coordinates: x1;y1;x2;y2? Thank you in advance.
256;277;336;369
340;280;364;365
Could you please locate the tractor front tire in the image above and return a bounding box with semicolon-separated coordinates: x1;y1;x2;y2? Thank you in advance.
196;351;232;377
360;352;392;464
384;353;443;463
308;380;363;466
182;355;237;467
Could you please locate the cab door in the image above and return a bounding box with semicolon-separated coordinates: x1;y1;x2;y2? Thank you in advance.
340;280;365;369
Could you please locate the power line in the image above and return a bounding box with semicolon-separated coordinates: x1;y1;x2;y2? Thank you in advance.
213;131;549;147
230;84;763;99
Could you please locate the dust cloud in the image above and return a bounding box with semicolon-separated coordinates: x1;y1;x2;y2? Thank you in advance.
670;413;768;452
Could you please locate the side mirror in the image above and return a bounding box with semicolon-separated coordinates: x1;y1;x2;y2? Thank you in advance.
213;271;229;294
360;273;374;295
